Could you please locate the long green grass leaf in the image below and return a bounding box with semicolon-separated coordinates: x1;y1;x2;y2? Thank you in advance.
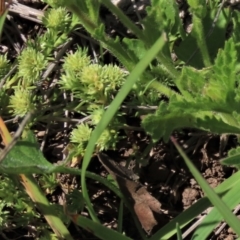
71;214;132;240
0;11;7;41
192;183;240;239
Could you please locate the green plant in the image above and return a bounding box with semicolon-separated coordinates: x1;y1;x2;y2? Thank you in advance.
0;54;10;79
39;173;59;194
143;38;240;142
1;0;240;239
0;175;39;230
56;0;240;239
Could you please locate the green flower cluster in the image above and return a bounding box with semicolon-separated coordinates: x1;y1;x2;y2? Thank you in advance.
60;48;126;105
70;108;123;156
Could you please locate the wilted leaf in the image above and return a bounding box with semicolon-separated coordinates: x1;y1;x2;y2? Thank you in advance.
97;153;168;234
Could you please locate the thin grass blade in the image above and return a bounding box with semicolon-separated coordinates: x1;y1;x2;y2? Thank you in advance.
171;137;240;236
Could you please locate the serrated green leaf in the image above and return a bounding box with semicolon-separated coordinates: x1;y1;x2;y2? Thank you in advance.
160;0;186;39
143;100;240;143
176;66;208;100
196;115;240;134
232;11;240;70
142;108;196;142
212;39;237;92
221;146;240;166
142;0;164;45
122;39;147;61
86;0;100;24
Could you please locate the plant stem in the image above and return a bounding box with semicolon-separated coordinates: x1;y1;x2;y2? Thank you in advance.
20;174;73;240
101;0;145;41
149;80;182;100
193;16;211;67
156;51;180;79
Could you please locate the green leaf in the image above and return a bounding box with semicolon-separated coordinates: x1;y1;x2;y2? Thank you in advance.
196;115;240;135
143;108;240;143
192;184;240;239
122;39;147;61
221;146;240;166
0;131;53;174
142;104;196;142
212;38;237;91
174;7;230;68
176;222;183;240
143;0;185;43
159;0;186;39
86;0;100;24
72;215;132;240
0;12;7;42
142;0;164;45
176;66;208;100
232;11;240;69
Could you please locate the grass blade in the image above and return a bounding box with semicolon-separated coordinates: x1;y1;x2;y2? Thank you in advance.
151;170;240;240
70;214;132;240
192;184;240;239
171;136;240;236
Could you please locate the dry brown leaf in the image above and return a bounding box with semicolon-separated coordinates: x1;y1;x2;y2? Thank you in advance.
97;153;168;234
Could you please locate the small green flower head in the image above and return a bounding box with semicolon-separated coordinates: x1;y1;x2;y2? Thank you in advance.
10;88;35;117
80;64;104;94
36;29;68;54
0;55;10;79
63;48;91;76
70;124;92;155
91;108;105;125
81;64;125;90
80;64;126;103
71;124;92;143
96;128;118;151
60;48;91;91
60;73;80;91
100;65;126;92
39;174;58;195
18;47;48;85
42;7;71;31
